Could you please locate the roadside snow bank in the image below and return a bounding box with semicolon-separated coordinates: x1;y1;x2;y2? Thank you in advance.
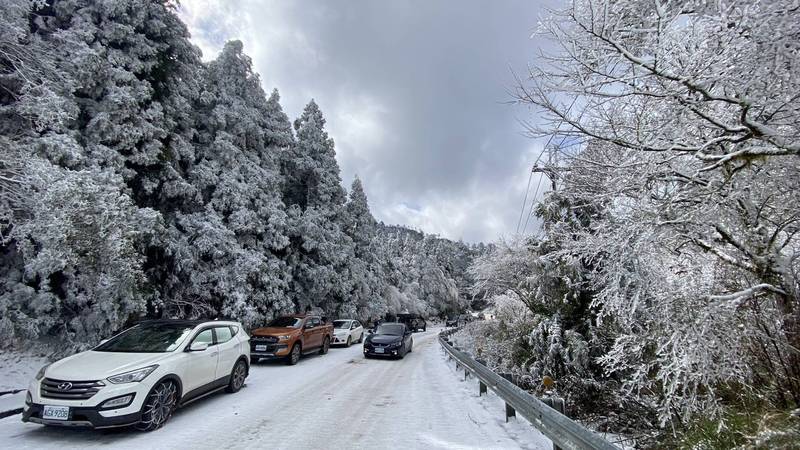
0;351;48;392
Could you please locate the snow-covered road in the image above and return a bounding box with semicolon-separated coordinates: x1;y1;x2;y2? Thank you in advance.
0;328;550;449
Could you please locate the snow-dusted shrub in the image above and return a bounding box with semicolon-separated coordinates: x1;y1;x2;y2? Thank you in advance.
524;314;591;386
2;165;159;347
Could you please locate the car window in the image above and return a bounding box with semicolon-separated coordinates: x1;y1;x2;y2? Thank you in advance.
216;326;233;344
333;320;349;329
230;325;239;336
95;324;194;353
376;324;405;336
352;321;360;329
191;328;215;347
307;317;321;328
267;317;303;328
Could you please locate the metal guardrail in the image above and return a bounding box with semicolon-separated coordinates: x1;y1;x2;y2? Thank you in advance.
439;329;620;450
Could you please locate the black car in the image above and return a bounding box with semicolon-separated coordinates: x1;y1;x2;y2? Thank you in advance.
363;323;413;358
445;315;459;327
397;313;426;332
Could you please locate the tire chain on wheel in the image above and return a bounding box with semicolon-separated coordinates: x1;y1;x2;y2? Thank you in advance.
136;381;177;431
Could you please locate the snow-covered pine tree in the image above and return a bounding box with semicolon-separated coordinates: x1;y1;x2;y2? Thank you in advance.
1;0;201;347
282;101;354;316
341;177;385;318
0;1;483;351
164;40;294;324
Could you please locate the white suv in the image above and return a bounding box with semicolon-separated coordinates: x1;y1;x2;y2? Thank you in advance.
22;319;250;431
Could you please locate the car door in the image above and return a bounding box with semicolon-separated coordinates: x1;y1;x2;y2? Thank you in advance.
343;320;353;341
183;328;219;393
214;326;238;381
304;317;321;349
403;325;412;349
351;321;362;341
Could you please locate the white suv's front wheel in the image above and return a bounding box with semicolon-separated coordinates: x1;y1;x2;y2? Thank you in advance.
136;380;178;431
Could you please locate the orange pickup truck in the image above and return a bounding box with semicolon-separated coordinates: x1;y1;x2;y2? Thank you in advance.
250;314;333;365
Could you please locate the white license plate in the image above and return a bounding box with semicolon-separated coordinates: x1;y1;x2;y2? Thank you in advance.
42;405;70;421
374;348;384;354
255;345;267;352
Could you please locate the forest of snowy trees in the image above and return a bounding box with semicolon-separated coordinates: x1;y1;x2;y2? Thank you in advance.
458;0;800;447
0;0;480;351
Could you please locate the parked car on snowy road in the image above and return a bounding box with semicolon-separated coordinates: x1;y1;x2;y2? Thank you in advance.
331;319;364;346
250;314;333;365
397;313;426;332
22;319;250;431
363;323;413;359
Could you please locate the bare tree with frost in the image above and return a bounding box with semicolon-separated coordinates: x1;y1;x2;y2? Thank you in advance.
517;0;800;424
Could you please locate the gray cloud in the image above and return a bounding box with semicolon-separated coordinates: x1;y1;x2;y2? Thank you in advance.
180;0;553;242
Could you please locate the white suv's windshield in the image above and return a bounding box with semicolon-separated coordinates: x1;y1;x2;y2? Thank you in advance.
95;324;194;353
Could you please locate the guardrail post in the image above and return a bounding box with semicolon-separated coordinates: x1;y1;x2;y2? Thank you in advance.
479;381;487;396
505;402;516;422
542;396;566;416
543;395;567;450
499;372;516;422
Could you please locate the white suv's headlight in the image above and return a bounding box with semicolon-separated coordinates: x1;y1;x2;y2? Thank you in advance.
107;365;158;384
35;364;50;380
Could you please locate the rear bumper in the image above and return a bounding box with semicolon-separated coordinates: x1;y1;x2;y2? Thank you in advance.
22;403;141;429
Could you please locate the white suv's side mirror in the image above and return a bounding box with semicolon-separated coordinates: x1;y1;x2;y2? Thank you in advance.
189;342;209;352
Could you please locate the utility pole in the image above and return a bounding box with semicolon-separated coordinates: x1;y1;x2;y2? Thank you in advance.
531;165;559;191
532;137;568;191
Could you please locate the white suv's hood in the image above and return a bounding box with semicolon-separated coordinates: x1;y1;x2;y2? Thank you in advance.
46;351;171;380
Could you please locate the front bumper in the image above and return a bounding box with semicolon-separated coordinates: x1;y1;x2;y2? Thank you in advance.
363;346;402;357
22;402;141;429
332;335;350;345
251;343;290;360
23;375;153;428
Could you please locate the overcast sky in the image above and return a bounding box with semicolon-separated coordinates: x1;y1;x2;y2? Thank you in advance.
179;0;553;243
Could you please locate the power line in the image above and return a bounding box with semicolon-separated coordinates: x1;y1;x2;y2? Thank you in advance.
515;169;534;234
515;96;580;237
515;141;550;236
521;173;544;235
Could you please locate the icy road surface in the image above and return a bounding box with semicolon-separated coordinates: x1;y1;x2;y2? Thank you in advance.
0;328;550;449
